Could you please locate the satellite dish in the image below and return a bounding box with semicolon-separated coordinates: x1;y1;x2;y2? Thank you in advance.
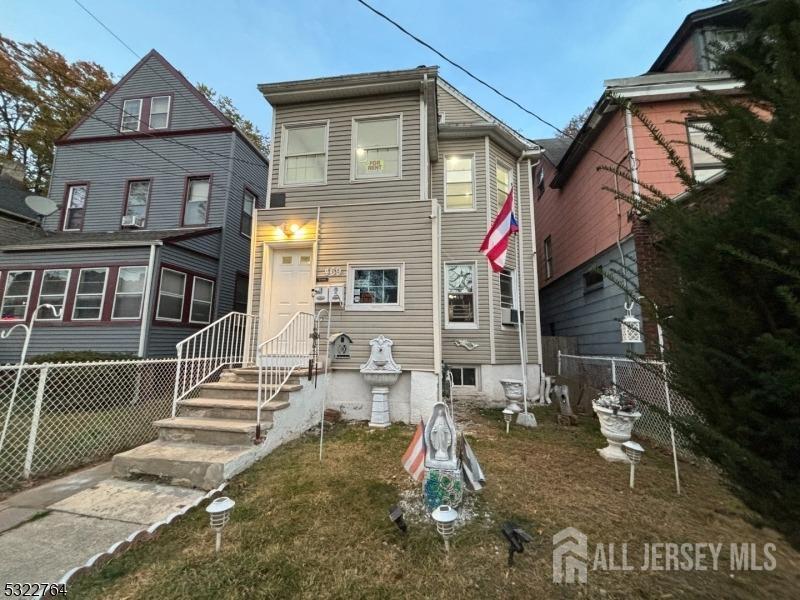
25;195;58;217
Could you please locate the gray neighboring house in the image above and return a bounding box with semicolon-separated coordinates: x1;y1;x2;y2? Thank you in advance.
0;50;268;363
0;161;42;245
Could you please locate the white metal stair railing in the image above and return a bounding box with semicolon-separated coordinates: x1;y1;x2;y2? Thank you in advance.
172;311;251;417
256;311;316;441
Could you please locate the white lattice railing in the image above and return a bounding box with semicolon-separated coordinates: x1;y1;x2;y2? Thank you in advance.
172;312;251;416
256;311;316;438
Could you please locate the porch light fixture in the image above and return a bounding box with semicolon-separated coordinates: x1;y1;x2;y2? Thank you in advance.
279;222;303;238
206;496;235;552
502;408;514;434
621;302;642;344
623;441;645;489
388;504;407;533
431;504;458;553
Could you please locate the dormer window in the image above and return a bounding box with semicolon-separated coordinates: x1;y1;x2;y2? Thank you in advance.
121;99;142;132
149;96;171;129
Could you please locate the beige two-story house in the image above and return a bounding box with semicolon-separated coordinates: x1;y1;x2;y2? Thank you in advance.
249;67;543;421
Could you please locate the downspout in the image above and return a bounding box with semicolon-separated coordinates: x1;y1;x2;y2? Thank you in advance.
138;242;160;357
522;153;544;374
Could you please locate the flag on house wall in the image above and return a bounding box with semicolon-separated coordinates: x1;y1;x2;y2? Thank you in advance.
401;419;426;481
479;187;519;272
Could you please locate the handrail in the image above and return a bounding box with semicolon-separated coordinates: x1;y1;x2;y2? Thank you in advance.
172;311;251;416
256;311;316;440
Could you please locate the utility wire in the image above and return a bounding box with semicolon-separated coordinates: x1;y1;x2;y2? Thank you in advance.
355;0;622;167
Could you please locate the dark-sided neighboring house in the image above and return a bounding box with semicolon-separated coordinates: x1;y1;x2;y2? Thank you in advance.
0;162;43;245
0;50;268;362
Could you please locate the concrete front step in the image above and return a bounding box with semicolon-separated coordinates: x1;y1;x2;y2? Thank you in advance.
112;440;258;490
219;367;318;385
177;398;290;421
153;416;271;446
197;381;301;401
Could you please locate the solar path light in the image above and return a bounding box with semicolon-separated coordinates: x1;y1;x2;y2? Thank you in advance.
502;408;514;434
206;496;235;552
623;441;645;489
388;504;407;533
431;504;458;553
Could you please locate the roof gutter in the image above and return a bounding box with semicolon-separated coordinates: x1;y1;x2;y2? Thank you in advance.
1;240;165;251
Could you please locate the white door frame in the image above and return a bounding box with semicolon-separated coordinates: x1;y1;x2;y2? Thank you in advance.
258;241;318;345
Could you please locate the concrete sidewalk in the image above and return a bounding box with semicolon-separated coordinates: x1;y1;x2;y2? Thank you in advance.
0;463;209;590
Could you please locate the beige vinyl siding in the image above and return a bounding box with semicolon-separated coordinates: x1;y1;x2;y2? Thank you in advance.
437;86;488;124
517;158;540;364
271;93;421;207
251;200;435;371
431;138;491;365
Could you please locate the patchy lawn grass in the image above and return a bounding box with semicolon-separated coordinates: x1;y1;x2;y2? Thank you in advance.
70;406;799;599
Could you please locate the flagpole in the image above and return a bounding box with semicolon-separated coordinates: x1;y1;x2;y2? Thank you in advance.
513;184;536;428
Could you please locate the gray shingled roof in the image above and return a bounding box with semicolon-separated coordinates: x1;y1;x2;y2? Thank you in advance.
0;177;39;222
535;137;572;167
1;227;220;251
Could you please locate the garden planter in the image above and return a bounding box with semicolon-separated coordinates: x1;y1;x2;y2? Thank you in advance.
592;402;641;462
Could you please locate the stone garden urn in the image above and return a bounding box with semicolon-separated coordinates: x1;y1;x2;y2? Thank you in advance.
592;392;641;462
360;335;401;428
499;379;523;413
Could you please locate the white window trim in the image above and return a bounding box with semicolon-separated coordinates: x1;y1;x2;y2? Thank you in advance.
350;113;403;182
345;263;405;312
449;366;479;388
444;261;479;330
155;268;186;322
63;184;87;232
71;267;109;321
279;120;329;187
37;269;71;321
1;270;34;322
111;266;148;321
241;189;256;238
496;159;514;209
443;153;477;212
189;276;215;324
500;268;520;330
120;98;143;133
148;95;171;130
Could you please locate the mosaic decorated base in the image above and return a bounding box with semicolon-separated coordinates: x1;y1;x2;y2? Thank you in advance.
423;468;463;512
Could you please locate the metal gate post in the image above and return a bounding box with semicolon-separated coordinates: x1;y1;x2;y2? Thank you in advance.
611;357;617;394
23;364;48;480
557;350;562;376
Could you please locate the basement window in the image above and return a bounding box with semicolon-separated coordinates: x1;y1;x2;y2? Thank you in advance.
450;366;477;387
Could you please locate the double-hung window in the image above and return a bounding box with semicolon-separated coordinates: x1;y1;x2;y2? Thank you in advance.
112;266;147;319
445;263;476;327
190;277;214;324
124;179;150;222
283;123;327;185
687;120;726;182
38;269;70;320
1;271;34;320
500;268;519;327
182;176;210;226
496;163;513;209
353;116;401;179
445;155;474;211
347;264;403;311
72;268;108;320
148;96;171;129
241;189;256;236
63;184;87;231
543;236;553;280
156;268;186;321
121;99;142;132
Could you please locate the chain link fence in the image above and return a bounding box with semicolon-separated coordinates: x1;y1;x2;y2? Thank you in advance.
0;358;178;493
558;353;696;457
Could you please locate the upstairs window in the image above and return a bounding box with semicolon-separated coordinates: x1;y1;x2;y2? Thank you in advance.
72;268;108;320
63;184;88;231
445;263;476;327
182;176;210;226
283;123;327;185
121;98;143;132
543;236;553;280
156;268;186;321
149;96;171;129
353;116;401;180
496;162;512;209
1;270;34;321
124;179;151;222
687;120;726;182
189;277;214;324
241;188;256;237
444;155;474;211
38;269;70;320
112;266;147;319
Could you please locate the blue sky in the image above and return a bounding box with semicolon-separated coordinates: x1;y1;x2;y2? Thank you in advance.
6;0;716;140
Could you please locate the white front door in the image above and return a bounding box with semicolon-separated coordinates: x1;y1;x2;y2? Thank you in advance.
265;247;313;340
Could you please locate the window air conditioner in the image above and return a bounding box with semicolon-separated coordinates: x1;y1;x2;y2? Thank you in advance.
121;215;144;228
501;307;520;326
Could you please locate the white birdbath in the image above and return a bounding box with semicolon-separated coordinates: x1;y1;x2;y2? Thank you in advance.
593;402;641;462
360;335;401;428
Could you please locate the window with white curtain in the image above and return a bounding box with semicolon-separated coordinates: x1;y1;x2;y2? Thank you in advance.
149;96;171;129
283;123;327;185
182;176;210;225
63;184;87;231
445;155;474;211
353;116;400;179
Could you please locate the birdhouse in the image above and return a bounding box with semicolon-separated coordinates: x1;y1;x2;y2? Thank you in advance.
329;333;353;359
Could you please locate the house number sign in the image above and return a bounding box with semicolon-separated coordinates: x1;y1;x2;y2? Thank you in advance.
322;266;342;276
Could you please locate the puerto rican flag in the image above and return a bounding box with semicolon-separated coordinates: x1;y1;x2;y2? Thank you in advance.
480;188;519;272
401;419;426;482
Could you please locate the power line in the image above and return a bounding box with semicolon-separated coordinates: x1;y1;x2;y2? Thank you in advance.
355;0;622;167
